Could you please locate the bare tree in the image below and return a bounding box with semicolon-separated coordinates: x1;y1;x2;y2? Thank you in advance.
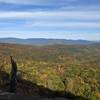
9;56;17;93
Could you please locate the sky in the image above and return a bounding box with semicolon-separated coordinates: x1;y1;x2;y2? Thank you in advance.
0;0;100;41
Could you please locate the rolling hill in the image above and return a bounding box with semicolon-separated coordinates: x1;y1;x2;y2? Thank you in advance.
0;38;96;45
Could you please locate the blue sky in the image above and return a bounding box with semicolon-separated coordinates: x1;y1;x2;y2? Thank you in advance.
0;0;100;41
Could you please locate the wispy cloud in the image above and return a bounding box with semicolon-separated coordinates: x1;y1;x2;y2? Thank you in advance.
0;10;100;30
0;11;100;20
0;0;100;40
0;0;77;5
29;22;100;29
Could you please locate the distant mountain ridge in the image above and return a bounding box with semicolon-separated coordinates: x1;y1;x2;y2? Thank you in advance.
0;38;97;45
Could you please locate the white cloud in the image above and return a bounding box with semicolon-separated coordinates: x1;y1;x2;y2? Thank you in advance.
0;11;100;20
0;11;100;30
0;12;32;18
0;0;78;5
0;0;36;4
61;5;100;11
30;22;100;29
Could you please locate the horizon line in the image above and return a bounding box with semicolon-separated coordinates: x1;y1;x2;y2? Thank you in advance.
0;37;100;42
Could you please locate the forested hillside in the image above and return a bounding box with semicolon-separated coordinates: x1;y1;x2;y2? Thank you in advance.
0;43;100;100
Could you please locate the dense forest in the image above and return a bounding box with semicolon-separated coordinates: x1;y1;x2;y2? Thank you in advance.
0;43;100;100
